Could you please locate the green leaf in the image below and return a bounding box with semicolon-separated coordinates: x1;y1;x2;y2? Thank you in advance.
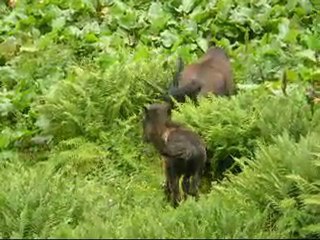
311;70;320;81
305;35;320;51
278;18;290;40
85;33;99;43
35;115;51;131
0;98;14;116
299;0;313;13
297;49;316;62
190;6;209;22
20;43;38;53
180;0;195;14
196;37;208;52
147;2;163;20
133;44;150;61
118;11;137;30
65;26;82;38
285;69;299;82
51;17;66;31
160;30;178;48
284;28;300;44
147;3;170;34
0;134;11;149
0;127;13;149
303;195;320;206
0;37;19;58
286;0;298;11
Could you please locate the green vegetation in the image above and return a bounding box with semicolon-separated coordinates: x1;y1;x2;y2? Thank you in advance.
0;0;320;238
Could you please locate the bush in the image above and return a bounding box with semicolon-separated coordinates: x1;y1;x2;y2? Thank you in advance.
33;56;173;142
173;86;320;179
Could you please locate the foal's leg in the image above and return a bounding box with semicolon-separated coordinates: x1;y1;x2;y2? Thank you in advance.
189;172;201;201
163;160;171;202
181;175;191;200
162;179;171;202
166;164;181;208
170;174;181;208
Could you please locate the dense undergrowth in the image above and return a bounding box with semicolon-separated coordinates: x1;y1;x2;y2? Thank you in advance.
0;0;320;238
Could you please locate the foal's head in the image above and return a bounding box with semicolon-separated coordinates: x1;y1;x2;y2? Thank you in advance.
142;103;172;142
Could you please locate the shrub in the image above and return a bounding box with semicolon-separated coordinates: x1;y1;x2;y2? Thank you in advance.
173;85;319;179
33;56;173;142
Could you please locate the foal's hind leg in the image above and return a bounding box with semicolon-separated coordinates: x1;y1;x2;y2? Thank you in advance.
170;175;181;207
166;168;181;207
163;161;181;207
189;172;201;201
181;175;191;200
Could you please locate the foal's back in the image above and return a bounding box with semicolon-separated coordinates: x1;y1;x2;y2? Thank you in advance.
163;127;207;176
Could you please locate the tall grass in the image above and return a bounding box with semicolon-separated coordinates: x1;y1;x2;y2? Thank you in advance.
1;128;319;238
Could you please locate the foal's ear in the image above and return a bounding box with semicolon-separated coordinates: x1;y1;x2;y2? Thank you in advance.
142;105;148;115
166;105;172;116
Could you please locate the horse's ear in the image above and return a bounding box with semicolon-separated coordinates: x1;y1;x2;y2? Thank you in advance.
177;56;184;73
166;104;172;116
143;105;148;114
171;56;184;88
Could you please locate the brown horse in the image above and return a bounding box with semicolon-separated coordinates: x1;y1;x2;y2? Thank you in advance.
142;103;207;207
163;47;236;105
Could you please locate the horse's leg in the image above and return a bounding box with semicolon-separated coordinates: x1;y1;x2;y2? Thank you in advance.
189;172;201;201
162;160;171;203
166;162;181;208
162;179;171;202
181;175;191;201
170;174;181;208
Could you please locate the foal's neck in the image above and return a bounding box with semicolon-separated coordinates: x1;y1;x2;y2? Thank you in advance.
150;121;180;152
